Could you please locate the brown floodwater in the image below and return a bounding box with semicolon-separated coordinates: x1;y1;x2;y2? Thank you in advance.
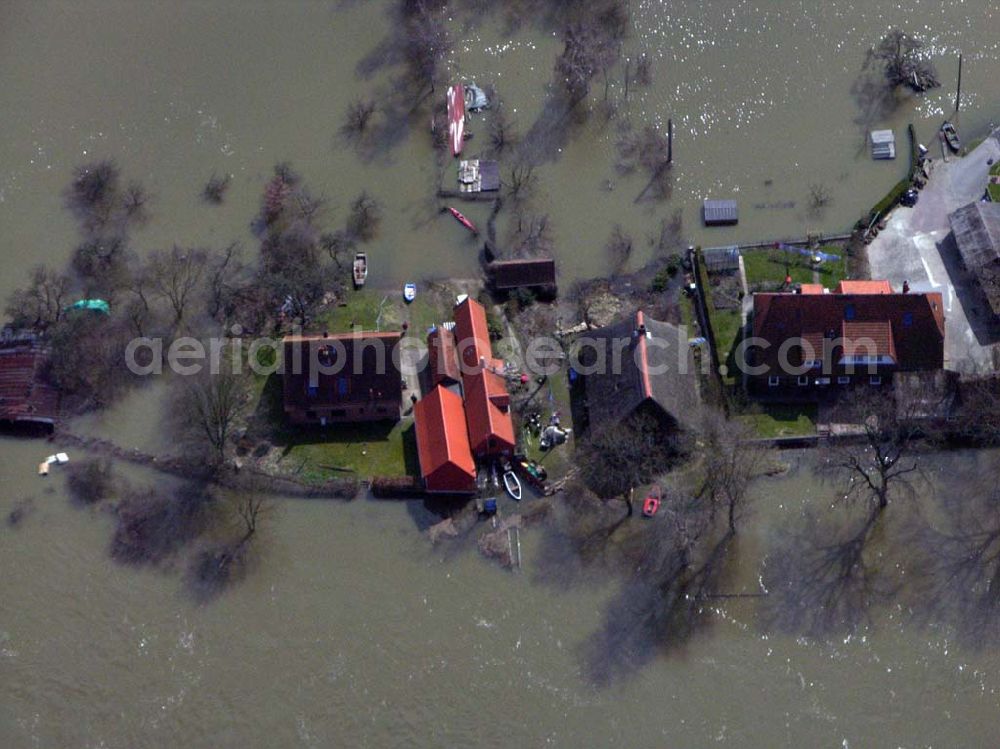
3;1;1000;746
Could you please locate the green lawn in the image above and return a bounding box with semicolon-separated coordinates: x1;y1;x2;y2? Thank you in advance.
740;403;817;438
249;372;416;484
312;287;447;337
277;419;418;483
709;308;744;385
988;162;1000;202
743;247;848;290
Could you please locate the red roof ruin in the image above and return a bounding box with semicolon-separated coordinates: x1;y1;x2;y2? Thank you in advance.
413;385;476;493
0;342;59;427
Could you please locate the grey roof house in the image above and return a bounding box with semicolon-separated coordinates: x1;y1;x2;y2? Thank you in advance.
948;201;1000;317
578;310;701;431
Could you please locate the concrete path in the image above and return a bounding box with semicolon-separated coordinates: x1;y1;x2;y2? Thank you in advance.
867;129;1000;374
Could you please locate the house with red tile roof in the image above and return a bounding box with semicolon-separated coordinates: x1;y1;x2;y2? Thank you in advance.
281;331;402;425
463;368;516;458
452;296;497;373
427;327;462;387
413;385;477;494
748;281;945;397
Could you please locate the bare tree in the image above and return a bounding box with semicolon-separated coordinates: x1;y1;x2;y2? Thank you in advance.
604;224;633;274
808;183;832;214
576;411;681;503
869;29;940;93
147;245;208;326
618;123;673;202
205;242;244;322
342;98;376;139
555;22;619;106
402;3;449;97
202;173;232;204
698;411;774;534
4;265;72;330
346;191;382;243
178;368;250;463
821;389;923;517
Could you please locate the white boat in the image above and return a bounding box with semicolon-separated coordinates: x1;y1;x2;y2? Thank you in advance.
352;252;368;288
403;283;416;303
502;471;522;501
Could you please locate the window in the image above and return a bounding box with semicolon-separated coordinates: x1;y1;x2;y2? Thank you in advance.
837;376;851;385
337;377;349;395
307;385;318;398
844;304;856;321
768;376;780;387
816;377;831;386
903;311;913;327
306;410;317;420
797;376;809;386
869;375;882;385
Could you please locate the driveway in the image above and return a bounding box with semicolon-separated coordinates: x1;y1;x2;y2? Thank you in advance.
867;129;1000;374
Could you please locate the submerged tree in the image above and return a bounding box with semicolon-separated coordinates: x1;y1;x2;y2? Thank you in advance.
177;367;251;464
821;388;923;517
699;411;774;534
869;29;940;93
147;245;208;327
4;265;72;331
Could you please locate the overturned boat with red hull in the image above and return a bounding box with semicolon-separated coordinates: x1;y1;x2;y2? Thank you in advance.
447;83;465;157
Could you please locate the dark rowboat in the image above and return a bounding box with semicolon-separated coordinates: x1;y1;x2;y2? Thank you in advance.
941;121;961;154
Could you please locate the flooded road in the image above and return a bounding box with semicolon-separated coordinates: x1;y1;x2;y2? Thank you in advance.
3;1;1000;746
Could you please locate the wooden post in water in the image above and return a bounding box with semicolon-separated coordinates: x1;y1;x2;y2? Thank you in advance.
667;118;674;163
955;53;963;113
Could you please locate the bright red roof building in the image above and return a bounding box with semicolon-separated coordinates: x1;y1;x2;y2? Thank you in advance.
463;368;516;458
453;296;492;372
835;280;894;294
427;327;462;386
413;385;477;493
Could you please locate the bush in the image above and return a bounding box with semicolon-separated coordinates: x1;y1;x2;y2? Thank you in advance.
66;458;115;505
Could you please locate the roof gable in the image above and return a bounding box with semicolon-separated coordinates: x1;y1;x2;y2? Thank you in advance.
751;292;944;373
580;310;700;430
463;368;515;454
413;385;476;491
453;297;492;371
281;332;402;409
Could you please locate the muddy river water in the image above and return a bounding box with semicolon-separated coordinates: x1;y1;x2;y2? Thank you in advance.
3;1;1000;746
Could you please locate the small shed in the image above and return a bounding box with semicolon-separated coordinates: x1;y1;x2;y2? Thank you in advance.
488;257;557;293
458;160;500;193
702;246;741;273
703;199;738;226
870;129;896;160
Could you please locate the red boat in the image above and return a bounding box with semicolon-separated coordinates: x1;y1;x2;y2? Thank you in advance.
447;84;465;157
447;206;477;234
642;487;661;518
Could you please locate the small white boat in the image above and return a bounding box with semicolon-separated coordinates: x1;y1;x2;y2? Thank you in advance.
502;470;522;501
352;252;368;288
403;283;416;303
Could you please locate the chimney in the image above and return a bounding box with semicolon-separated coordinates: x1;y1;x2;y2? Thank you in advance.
323;330;329;338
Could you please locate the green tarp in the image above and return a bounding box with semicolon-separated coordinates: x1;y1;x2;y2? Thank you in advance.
67;299;110;314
